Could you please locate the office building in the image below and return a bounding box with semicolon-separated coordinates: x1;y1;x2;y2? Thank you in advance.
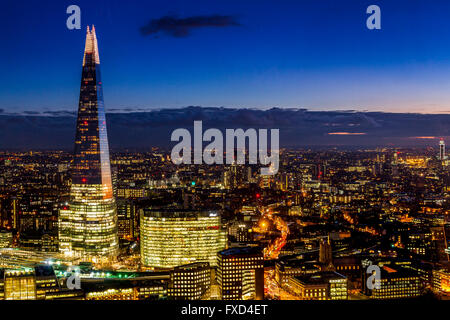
433;269;450;297
4;269;36;300
140;209;226;268
83;279;167;300
287;271;348;300
0;230;12;248
116;199;135;240
168;262;211;300
216;247;264;300
364;265;421;299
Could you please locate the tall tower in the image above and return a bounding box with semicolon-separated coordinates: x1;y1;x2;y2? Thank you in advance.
59;26;118;262
319;236;334;270
439;138;446;161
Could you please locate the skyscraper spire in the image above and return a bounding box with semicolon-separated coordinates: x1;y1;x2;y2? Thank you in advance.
83;25;100;66
59;26;118;262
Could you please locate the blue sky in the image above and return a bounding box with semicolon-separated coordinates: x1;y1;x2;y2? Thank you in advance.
2;0;450;114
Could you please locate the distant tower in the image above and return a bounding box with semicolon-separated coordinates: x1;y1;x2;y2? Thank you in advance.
319;236;333;270
431;226;449;263
59;26;119;262
439;138;446;160
393;152;398;165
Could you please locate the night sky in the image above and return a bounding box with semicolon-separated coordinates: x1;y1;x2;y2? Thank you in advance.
2;0;450;114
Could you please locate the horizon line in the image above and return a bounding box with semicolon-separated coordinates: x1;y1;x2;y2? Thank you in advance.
2;106;450;117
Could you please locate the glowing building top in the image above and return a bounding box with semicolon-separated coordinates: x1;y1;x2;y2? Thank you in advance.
83;25;100;66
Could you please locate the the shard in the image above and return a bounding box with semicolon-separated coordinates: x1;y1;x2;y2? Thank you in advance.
59;26;118;262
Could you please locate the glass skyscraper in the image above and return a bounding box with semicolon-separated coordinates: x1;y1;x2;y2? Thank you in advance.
59;26;119;262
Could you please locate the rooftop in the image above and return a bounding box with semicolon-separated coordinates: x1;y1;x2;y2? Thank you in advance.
294;271;347;285
141;208;220;219
218;246;263;257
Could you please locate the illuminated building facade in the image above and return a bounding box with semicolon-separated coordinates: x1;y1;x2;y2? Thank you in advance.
287;271;348;300
0;230;12;248
405;230;432;257
228;221;254;243
216;247;264;300
11;198;19;230
84;279;168;300
288;275;326;300
117;187;146;199
0;270;3;300
59;26;119;262
364;265;420;299
168;262;211;300
0;265;83;300
432;269;450;297
116;199;135;240
0;197;19;230
4;269;36;300
140;209;226;268
86;288;134;300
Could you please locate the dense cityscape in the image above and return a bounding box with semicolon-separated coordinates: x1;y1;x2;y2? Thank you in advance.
0;141;450;300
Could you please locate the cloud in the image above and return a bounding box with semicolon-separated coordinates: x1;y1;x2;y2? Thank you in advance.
22;111;40;115
328;132;366;135
2;107;450;149
42;110;77;117
140;15;240;38
410;136;437;139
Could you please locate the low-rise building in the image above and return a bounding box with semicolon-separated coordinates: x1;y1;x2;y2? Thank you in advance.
287;271;348;300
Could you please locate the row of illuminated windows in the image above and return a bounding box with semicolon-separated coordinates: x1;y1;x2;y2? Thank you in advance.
173;280;209;286
222;257;262;263
337;265;359;270
173;277;209;281
222;263;262;268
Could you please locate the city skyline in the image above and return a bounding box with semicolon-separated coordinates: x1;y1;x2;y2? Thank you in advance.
2;0;450;307
2;0;450;114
